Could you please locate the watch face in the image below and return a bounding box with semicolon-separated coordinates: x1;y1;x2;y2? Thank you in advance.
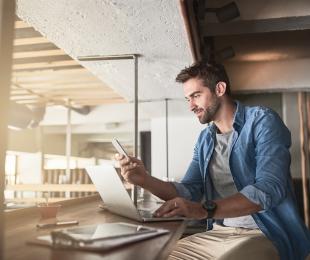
205;200;216;210
203;200;217;219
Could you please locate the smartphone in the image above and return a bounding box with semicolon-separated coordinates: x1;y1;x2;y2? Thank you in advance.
112;138;129;158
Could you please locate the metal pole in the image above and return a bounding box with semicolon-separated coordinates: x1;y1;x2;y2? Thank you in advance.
165;99;169;180
77;54;139;205
66;102;72;190
132;55;138;206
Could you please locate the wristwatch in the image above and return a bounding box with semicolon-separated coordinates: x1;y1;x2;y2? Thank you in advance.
202;200;217;219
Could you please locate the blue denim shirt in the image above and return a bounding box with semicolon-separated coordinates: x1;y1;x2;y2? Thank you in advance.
173;101;310;260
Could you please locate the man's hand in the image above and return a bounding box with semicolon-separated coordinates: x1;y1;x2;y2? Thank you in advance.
154;197;207;219
115;154;148;187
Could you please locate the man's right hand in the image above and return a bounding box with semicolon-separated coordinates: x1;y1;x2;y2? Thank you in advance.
115;154;148;187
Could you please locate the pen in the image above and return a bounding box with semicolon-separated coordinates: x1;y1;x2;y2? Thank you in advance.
36;220;79;229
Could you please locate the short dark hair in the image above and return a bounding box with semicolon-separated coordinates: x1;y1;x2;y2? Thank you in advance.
175;61;231;95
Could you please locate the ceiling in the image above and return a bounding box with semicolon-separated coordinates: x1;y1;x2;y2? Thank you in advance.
14;0;310;130
11;19;125;108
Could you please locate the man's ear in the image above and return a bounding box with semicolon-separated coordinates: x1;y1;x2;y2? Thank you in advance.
215;82;227;97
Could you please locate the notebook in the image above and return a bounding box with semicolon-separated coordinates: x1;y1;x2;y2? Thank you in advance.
85;164;184;222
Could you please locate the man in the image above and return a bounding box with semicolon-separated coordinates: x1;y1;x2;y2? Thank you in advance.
117;62;310;260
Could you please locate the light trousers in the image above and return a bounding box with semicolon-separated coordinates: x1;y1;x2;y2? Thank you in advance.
169;224;279;260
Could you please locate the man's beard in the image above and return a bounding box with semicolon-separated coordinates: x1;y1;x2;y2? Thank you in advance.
198;96;220;124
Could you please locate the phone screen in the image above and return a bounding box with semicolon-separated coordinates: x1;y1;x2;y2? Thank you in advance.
112;138;129;158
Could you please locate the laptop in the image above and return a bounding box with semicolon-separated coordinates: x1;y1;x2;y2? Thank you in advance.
85;164;184;222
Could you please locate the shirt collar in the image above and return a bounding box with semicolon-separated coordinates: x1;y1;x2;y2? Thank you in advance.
232;100;245;133
207;100;244;135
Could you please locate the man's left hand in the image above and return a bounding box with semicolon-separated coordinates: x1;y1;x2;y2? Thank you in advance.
154;197;207;219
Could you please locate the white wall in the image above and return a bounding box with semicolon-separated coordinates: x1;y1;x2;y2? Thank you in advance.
151;116;204;181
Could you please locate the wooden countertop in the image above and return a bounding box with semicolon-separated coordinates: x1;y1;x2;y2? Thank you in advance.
4;195;186;260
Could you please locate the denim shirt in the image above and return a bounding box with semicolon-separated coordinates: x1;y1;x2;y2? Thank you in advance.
173;101;310;260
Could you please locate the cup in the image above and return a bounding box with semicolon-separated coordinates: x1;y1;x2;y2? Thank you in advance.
37;204;61;219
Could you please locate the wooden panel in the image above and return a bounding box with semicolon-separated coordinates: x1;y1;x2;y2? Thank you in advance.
10;19;125;107
14;37;49;46
14;27;41;39
6;184;97;192
13;49;66;59
13;55;72;65
14;20;31;29
13;60;78;70
13;42;58;52
14;65;83;73
12;68;87;77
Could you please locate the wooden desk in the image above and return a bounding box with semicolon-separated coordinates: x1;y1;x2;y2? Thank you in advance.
4;195;186;260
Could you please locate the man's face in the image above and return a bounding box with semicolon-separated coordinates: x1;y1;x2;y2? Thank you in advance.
183;78;220;124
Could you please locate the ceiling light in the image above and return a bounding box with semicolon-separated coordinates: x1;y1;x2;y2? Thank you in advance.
197;1;240;22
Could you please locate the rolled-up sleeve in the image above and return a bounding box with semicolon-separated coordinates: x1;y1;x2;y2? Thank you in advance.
240;185;270;211
171;182;193;200
244;110;291;211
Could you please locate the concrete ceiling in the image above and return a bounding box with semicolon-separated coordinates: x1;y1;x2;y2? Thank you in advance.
15;0;194;129
15;0;310;131
16;0;192;101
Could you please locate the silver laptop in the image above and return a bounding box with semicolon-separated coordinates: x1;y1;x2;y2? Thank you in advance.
85;164;184;222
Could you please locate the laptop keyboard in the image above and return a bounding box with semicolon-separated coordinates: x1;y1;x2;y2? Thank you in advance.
138;209;154;218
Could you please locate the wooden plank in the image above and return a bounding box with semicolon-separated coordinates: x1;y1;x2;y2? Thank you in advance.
19;82;108;89
13;60;79;70
13;65;83;73
13;49;66;59
6;184;97;192
14;27;41;39
13;55;72;65
10;89;29;94
14;82;108;89
13;42;58;53
11;87;112;94
14;37;49;46
10;94;39;100
5;197;74;203
12;68;87;77
13;76;104;84
14;20;31;29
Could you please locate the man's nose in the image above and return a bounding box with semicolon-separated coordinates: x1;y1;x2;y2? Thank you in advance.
188;99;196;111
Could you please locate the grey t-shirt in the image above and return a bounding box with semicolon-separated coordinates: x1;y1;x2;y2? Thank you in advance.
209;130;258;229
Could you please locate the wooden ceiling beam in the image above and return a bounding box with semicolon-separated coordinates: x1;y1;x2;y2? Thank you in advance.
13;65;83;73
13;60;80;70
14;37;49;46
12;77;103;84
18;82;108;89
14;20;31;29
13;43;58;53
13;49;66;59
15;27;41;39
13;55;72;65
12;68;87;77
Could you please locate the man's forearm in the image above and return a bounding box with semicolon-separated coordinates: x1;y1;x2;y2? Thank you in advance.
142;175;178;201
213;193;262;219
